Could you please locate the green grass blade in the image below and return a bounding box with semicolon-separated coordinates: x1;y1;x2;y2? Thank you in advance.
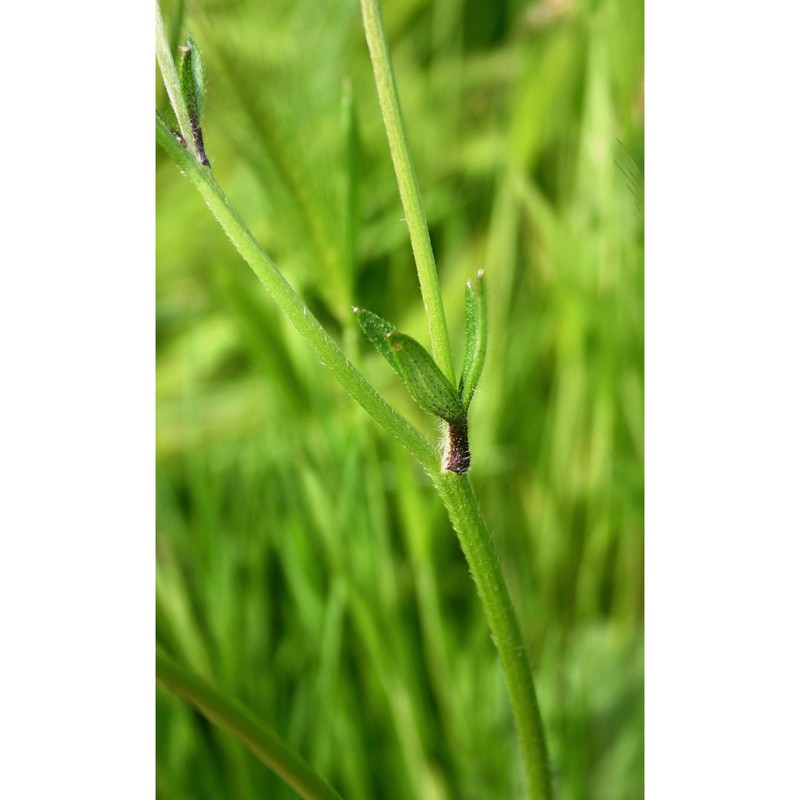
459;270;487;409
341;78;361;299
156;651;345;800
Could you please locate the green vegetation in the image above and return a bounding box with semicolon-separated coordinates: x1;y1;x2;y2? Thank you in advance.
156;0;643;797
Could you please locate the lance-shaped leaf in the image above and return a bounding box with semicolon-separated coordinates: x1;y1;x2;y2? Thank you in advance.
458;269;487;408
178;33;209;166
355;308;464;423
387;332;464;422
179;33;204;122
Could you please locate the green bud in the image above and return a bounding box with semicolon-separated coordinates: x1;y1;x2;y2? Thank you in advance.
178;34;209;166
458;269;487;409
179;34;204;121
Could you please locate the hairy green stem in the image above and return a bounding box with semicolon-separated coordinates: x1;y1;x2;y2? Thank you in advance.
434;473;553;800
358;0;455;384
357;4;552;794
156;651;344;800
156;118;438;474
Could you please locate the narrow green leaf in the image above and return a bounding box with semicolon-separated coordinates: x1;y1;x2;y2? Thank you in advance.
355;308;464;422
179;33;204;121
388;332;463;422
459;270;487;408
156;651;344;800
178;33;209;166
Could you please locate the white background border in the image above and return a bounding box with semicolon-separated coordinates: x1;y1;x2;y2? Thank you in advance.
1;3;154;799
646;1;800;796
1;1;799;798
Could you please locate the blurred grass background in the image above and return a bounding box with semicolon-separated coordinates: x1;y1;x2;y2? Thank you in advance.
156;0;643;797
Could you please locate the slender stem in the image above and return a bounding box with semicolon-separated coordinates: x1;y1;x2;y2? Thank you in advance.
156;651;344;800
358;0;455;385
434;473;553;800
357;8;552;791
156;119;438;474
155;3;195;155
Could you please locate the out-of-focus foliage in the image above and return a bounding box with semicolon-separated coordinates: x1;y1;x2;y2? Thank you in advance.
156;0;643;797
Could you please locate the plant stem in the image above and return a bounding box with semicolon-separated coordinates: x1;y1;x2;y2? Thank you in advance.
357;4;552;794
358;0;455;385
156;118;439;475
434;473;553;800
156;651;344;800
155;3;195;157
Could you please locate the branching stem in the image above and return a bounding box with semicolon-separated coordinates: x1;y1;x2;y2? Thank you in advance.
156;118;438;474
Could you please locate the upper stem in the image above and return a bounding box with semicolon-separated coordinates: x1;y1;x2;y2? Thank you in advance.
359;0;455;385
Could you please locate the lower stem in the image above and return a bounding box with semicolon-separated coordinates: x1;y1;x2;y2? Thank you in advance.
433;472;552;800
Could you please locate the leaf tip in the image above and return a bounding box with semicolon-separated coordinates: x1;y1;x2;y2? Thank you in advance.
467;270;485;291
